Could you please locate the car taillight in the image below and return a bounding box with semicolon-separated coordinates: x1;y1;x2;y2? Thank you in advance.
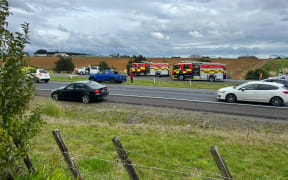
282;91;288;94
105;87;108;91
94;90;101;95
39;73;42;76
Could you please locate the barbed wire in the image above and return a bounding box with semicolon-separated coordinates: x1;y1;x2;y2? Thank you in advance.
51;150;229;180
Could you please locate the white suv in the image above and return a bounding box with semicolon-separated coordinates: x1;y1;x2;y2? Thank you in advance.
33;69;50;83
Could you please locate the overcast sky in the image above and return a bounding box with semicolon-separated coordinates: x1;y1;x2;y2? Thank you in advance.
8;0;288;58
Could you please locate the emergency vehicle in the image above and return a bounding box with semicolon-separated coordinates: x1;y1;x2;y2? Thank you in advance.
130;62;169;76
172;61;226;82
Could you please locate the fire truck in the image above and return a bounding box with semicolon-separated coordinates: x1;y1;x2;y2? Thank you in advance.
172;61;226;82
130;62;169;76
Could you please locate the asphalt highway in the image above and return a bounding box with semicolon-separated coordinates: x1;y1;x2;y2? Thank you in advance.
36;81;288;120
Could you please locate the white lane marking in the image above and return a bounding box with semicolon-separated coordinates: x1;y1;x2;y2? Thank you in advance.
36;89;288;109
110;93;288;109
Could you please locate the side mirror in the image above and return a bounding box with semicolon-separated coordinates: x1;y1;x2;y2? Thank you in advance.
240;88;246;91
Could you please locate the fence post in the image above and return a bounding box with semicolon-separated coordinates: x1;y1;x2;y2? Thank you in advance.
24;155;35;173
52;129;84;180
112;136;139;180
210;146;233;180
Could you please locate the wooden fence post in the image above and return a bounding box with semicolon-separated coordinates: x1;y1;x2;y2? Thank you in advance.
112;136;139;180
52;129;83;180
24;155;35;173
210;146;233;180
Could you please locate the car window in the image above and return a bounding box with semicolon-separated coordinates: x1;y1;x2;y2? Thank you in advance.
174;65;180;69
74;84;87;90
258;84;279;90
242;84;258;90
184;64;190;69
66;84;74;90
86;81;103;89
39;69;48;73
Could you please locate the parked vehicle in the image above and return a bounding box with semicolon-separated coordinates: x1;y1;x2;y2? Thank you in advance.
217;81;288;106
31;69;50;83
76;66;100;75
172;61;226;82
51;81;109;103
88;70;127;83
263;78;288;88
130;62;169;76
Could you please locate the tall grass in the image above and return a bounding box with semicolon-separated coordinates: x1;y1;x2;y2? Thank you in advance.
42;100;65;118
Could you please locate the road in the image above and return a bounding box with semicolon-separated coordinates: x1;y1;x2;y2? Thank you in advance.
36;81;288;120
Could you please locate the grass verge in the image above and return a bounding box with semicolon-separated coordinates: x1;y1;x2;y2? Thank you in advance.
51;76;239;90
27;97;288;179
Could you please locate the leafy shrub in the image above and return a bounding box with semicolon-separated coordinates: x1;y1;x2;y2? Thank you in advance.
98;61;110;70
245;69;269;80
54;56;75;73
0;0;43;175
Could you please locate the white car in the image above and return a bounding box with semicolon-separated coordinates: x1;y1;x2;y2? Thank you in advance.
217;81;288;106
33;69;50;83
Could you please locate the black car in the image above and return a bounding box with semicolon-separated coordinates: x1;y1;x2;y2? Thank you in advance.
263;78;288;88
51;81;109;103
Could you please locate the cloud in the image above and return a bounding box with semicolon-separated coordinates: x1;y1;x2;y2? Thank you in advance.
5;0;288;58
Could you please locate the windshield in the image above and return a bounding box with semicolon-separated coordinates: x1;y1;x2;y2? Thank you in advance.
235;82;250;89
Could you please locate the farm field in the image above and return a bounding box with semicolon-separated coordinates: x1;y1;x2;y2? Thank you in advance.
28;57;273;80
26;96;288;179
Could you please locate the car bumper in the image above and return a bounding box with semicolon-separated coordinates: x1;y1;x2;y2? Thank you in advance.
217;92;227;100
90;91;109;100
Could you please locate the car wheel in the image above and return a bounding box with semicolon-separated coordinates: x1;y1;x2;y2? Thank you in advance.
44;79;49;83
80;71;84;75
109;78;116;83
226;94;237;103
52;93;59;101
209;76;215;82
89;77;96;81
270;96;283;106
82;95;90;104
178;75;184;81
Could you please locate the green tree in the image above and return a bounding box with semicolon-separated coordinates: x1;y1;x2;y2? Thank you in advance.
245;69;269;80
35;49;47;54
98;61;110;70
126;55;146;74
54;56;75;72
0;0;43;176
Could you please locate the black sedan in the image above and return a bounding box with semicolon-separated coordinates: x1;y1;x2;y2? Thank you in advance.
51;81;109;103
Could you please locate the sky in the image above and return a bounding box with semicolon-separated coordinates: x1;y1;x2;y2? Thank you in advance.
7;0;288;58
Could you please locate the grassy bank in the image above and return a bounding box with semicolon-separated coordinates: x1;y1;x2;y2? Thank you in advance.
50;76;239;90
25;97;288;179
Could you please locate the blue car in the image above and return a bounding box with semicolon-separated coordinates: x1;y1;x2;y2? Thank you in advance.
88;70;127;83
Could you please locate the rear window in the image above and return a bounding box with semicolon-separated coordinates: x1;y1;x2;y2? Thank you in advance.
86;81;103;89
39;69;48;73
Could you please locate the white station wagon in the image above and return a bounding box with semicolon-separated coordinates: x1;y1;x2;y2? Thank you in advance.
33;69;50;83
217;81;288;106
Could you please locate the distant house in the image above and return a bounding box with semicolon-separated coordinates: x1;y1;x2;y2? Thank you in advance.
54;53;69;57
34;54;49;57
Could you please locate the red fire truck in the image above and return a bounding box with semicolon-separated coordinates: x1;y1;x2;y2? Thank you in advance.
172;61;226;81
130;62;169;76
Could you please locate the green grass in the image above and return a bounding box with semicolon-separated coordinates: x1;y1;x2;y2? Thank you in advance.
50;76;88;82
27;97;288;179
50;76;239;90
263;59;288;73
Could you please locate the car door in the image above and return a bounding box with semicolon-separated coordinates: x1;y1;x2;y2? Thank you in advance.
73;83;89;100
61;84;75;100
255;84;279;102
236;84;258;101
